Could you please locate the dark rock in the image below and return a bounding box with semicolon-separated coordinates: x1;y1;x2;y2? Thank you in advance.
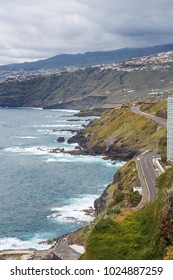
67;119;83;122
60;129;76;134
160;189;173;244
106;144;138;161
68;130;138;161
94;184;111;215
67;132;87;147
57;137;65;142
156;109;167;119
82;207;95;216
49;148;63;153
74;146;81;150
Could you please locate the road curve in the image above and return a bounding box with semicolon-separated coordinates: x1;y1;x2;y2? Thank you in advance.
131;105;167;127
136;151;159;208
130;105;166;207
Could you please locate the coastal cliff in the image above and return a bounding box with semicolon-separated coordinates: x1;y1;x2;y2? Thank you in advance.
68;105;166;216
67;103;173;260
68;106;166;161
80;164;173;259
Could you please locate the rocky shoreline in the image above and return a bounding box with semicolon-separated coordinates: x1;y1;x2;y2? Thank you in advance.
0;228;86;260
67;130;138;161
0;114;135;260
48;126;135;225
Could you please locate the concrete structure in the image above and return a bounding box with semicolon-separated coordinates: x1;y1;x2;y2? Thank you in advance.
167;95;173;162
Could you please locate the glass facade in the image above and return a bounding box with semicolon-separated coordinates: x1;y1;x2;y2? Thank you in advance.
167;96;173;162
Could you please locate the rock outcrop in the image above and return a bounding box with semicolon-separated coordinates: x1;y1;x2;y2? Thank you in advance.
68;131;138;161
160;189;173;244
57;137;65;142
156;109;167;119
94;185;111;215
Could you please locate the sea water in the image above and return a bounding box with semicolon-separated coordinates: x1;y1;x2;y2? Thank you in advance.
0;108;124;250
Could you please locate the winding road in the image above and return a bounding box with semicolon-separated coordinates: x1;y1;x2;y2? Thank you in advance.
131;105;167;127
136;151;158;208
131;105;166;207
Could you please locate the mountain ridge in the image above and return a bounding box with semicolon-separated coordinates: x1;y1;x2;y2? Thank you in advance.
1;43;173;71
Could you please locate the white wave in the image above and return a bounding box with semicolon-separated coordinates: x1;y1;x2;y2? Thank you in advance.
4;146;52;155
14;107;43;110
50;109;79;113
4;146;76;157
46;158;58;162
45;158;71;163
47;195;96;224
44;117;68;122
3;145;125;169
45;153;101;163
114;161;126;167
104;160;125;167
37;128;78;135
50;131;74;136
0;236;51;251
64;155;106;163
45;154;113;164
11;136;38;139
34;124;82;128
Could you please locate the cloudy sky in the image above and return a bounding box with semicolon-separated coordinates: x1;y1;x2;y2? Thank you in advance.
0;0;173;65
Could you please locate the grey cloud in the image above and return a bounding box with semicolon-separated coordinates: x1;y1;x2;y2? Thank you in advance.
0;0;173;65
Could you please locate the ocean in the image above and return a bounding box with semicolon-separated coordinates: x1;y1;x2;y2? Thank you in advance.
0;108;124;251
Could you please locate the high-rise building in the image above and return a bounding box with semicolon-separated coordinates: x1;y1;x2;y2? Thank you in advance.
167;95;173;162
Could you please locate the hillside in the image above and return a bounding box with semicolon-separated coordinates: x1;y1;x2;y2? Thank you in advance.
0;64;173;109
67;104;173;260
1;43;173;71
140;100;167;119
69;106;166;160
80;165;173;260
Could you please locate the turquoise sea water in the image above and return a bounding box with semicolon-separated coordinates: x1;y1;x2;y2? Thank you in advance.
0;108;124;250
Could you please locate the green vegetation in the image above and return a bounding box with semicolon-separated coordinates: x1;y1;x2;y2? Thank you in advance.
75;107;111;117
139;100;167;161
140;100;167;119
81;207;166;260
78;101;173;260
82;107;166;154
106;159;141;210
81;167;173;260
0;66;172;109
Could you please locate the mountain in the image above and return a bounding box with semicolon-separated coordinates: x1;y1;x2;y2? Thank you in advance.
0;63;172;110
0;48;173;110
1;44;173;71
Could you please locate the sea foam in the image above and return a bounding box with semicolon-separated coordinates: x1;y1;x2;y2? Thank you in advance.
4;146;52;155
47;195;97;224
0;236;51;251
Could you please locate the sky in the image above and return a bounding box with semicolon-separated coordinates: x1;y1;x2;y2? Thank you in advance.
0;0;173;65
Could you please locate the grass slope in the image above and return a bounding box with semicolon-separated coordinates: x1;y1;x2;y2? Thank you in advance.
80;103;171;260
82;107;166;155
140;100;167;118
82;166;173;260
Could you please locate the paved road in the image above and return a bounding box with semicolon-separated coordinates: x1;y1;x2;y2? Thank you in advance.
130;105;166;207
136;151;158;208
131;105;167;127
